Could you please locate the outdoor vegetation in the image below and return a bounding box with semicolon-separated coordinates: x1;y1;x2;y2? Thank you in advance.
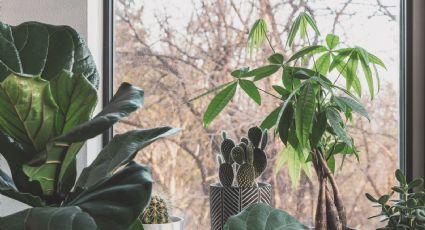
114;0;399;229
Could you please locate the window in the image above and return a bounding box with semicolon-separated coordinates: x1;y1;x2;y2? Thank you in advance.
108;0;401;228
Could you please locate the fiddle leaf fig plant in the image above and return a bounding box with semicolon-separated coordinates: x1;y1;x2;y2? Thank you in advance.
0;21;181;229
223;203;309;230
192;12;386;229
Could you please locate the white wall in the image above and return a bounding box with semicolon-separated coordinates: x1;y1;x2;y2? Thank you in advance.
0;0;103;215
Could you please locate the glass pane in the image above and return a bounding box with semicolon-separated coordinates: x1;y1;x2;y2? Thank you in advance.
113;0;399;228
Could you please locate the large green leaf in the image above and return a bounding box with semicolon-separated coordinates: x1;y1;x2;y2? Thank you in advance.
286;12;320;47
310;111;327;148
203;82;237;127
238;79;261;105
0;168;44;207
278;104;294;145
0;21;99;88
295;82;318;148
326;34;339;50
76;127;180;188
223;203;309;230
0;161;153;230
314;52;331;76
275;144;310;187
66;162;153;230
0;74;58;153
54;83;144;143
333;96;369;120
241;65;280;81
260;107;280;130
0;132;43;197
0;206;97;230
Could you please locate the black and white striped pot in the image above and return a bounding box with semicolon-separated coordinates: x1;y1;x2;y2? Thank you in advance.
209;182;272;230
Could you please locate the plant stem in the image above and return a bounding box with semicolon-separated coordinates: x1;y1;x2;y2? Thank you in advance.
256;85;283;100
263;28;276;54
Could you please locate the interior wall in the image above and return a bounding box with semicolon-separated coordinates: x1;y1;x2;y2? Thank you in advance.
0;0;103;215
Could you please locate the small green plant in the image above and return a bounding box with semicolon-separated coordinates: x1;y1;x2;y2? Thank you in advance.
140;195;170;224
217;126;268;188
366;169;425;229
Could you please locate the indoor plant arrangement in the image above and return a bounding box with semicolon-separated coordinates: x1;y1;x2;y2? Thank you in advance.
194;11;385;229
0;21;180;229
140;194;184;230
210;126;272;230
366;170;425;229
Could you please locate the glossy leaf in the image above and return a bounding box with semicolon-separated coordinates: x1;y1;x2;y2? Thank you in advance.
268;53;284;64
223;203;309;230
278;104;294;145
314;53;331;76
239;79;261;105
295;82;318;148
333;96;369;120
326;108;352;146
0;21;99;88
242;65;280;81
203;82;237;127
0;74;58;153
310;111;327;148
260;107;280;130
0;168;44;207
66;162;153;230
54;82;144;143
326;34;340;50
287;45;327;62
76;127;180;188
231;67;250;78
0;206;97;230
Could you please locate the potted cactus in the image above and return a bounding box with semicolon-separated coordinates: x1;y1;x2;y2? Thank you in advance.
140;195;184;230
210;126;272;230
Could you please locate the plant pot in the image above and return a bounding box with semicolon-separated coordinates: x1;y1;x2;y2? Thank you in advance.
209;182;272;230
142;216;184;230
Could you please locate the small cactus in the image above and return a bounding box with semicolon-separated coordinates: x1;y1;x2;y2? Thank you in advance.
221;137;235;163
237;163;256;187
219;163;234;187
248;126;262;148
140;195;169;224
231;146;244;164
253;148;267;178
216;126;268;188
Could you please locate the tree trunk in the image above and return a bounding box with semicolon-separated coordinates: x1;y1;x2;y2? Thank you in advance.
312;149;347;230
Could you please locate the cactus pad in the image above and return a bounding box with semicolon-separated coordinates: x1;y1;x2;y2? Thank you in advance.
140;195;169;224
246;142;254;164
231;146;245;164
248;126;262;148
260;129;268;150
219;163;234;187
240;137;249;145
221;138;235;163
253;148;267;178
236;163;256;187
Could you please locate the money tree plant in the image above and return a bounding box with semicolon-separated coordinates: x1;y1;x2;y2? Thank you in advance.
192;12;385;229
0;21;180;229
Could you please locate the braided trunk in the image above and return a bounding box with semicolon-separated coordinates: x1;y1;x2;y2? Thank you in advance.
312;149;347;230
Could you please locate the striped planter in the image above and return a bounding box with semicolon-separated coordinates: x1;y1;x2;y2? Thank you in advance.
209;182;272;230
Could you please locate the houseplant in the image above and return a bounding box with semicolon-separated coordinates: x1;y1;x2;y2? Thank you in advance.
193;12;385;229
366;169;425;229
0;21;180;229
223;203;309;230
140;194;184;230
210;126;272;230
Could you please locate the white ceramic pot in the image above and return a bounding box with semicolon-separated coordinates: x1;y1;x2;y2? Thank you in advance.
142;216;184;230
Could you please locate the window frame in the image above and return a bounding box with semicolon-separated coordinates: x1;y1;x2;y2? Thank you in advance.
102;0;424;179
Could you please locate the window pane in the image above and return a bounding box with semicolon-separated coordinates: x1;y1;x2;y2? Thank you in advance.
113;0;399;228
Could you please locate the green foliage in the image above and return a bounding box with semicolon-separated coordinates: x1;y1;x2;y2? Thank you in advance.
223;203;309;230
192;11;385;186
247;19;268;55
140;195;170;224
217;127;268;188
0;21;180;229
0;21;99;88
366;169;425;229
